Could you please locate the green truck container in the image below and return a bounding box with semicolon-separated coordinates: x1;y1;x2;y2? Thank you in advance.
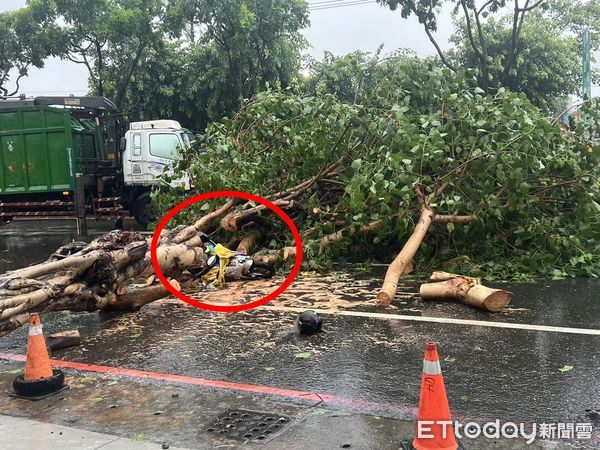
0;105;99;195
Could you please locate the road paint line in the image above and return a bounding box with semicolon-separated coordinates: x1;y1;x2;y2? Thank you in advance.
262;305;600;336
0;352;416;417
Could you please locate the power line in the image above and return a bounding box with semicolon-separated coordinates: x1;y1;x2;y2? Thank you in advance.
309;0;377;11
310;0;376;9
309;0;350;6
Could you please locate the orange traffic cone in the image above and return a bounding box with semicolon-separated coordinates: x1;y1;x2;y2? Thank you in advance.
11;313;68;400
24;313;53;380
402;341;463;450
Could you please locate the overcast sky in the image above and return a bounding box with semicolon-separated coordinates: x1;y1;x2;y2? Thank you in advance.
0;0;596;97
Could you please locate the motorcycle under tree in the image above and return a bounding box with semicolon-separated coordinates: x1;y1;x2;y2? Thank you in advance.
191;232;275;283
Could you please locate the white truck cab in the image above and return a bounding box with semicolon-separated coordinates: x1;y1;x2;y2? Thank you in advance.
120;119;194;227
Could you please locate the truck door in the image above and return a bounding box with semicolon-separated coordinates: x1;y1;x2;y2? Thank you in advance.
123;132;145;185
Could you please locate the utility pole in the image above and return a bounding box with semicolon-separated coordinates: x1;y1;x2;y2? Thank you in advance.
583;28;592;98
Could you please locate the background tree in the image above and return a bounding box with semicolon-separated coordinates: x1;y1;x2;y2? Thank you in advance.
448;12;590;112
119;0;309;130
0;1;60;98
375;0;591;96
54;0;174;109
301;49;468;110
190;0;309;119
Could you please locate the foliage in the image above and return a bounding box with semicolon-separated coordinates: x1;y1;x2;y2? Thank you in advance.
155;62;600;280
0;1;61;97
301;49;475;111
115;0;308;128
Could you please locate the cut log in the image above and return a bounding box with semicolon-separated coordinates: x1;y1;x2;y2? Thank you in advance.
48;329;81;351
252;246;296;265
419;273;513;312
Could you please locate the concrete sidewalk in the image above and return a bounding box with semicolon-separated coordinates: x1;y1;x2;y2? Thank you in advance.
0;414;187;450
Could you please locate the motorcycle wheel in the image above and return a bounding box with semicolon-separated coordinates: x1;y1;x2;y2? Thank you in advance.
246;262;276;279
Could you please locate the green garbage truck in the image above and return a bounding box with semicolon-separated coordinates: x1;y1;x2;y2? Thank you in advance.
0;96;192;230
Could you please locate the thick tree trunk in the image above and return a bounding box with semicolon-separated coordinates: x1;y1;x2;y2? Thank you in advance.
420;272;513;312
111;280;181;311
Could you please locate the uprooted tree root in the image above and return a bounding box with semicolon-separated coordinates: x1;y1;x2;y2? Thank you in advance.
0;199;264;336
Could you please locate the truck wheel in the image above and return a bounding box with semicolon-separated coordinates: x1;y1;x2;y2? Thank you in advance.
132;192;156;229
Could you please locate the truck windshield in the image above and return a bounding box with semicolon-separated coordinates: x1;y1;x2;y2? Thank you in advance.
181;132;195;148
149;133;182;160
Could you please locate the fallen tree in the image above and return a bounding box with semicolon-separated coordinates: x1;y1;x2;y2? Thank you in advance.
154;86;598;306
0;64;599;334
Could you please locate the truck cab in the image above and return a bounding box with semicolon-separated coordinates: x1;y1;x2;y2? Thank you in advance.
121;119;193;226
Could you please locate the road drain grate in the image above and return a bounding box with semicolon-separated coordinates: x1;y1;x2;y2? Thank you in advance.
203;409;292;442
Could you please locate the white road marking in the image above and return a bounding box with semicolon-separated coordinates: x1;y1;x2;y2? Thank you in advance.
262;305;600;336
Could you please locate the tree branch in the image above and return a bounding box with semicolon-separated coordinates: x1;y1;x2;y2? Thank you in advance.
4;71;26;97
461;1;484;60
423;25;458;72
419;3;457;72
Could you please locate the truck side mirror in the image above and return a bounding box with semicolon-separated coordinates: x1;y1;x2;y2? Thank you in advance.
119;137;126;152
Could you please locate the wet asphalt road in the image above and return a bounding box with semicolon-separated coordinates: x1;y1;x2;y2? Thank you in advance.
0;219;599;448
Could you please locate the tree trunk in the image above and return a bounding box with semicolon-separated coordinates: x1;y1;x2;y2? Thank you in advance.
111;280;181;311
237;229;262;254
376;206;434;305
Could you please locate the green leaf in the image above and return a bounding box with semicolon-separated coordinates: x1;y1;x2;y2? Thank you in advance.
294;352;311;359
446;223;455;234
265;367;275;372
558;365;573;372
351;159;362;170
131;433;145;442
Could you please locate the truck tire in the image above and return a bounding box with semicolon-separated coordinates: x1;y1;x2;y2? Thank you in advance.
132;192;156;229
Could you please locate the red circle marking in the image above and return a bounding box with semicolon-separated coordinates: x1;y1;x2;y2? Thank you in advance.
150;190;303;312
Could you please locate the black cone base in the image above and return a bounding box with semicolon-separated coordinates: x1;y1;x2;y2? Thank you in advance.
10;384;70;401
